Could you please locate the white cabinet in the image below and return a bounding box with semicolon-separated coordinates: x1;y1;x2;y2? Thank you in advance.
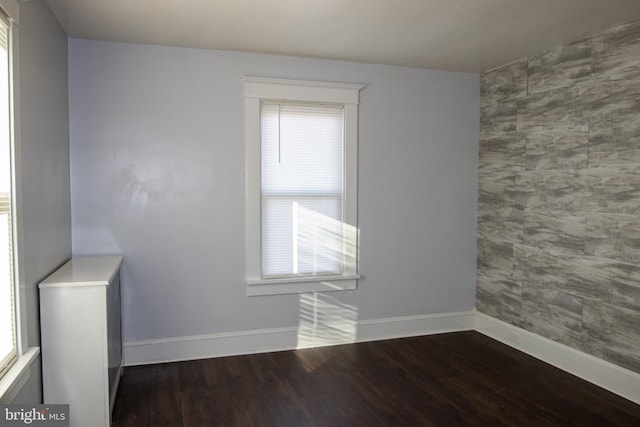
39;255;124;427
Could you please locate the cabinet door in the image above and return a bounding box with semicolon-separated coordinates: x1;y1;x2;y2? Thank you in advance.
41;286;109;427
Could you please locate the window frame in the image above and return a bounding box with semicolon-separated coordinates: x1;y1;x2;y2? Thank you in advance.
0;0;40;403
242;77;364;296
0;5;16;382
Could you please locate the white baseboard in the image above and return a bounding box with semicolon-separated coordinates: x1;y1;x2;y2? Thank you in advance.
474;311;640;405
123;310;475;366
123;310;640;406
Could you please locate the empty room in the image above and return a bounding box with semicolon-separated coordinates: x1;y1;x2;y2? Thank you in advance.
0;0;639;426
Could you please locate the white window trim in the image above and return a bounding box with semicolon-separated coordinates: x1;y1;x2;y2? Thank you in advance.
242;77;364;296
0;0;41;403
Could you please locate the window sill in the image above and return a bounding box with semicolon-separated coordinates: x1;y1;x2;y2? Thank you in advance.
0;347;39;403
246;274;359;296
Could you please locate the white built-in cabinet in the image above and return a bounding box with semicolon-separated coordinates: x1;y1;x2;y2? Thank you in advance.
39;255;124;427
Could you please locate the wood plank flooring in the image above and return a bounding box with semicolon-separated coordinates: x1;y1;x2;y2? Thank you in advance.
112;331;640;426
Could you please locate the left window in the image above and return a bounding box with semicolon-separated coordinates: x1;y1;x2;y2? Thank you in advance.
0;10;16;380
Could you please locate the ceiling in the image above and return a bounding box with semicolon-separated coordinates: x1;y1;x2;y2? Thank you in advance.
45;0;640;72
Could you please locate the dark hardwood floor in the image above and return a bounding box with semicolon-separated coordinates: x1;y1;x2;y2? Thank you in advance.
112;331;640;426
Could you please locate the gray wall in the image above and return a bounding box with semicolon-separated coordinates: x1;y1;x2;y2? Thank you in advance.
69;39;479;345
11;0;71;402
477;20;640;373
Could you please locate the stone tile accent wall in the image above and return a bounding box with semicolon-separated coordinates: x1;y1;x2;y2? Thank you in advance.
477;20;640;373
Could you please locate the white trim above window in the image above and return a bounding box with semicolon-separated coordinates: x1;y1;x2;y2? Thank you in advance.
242;77;364;296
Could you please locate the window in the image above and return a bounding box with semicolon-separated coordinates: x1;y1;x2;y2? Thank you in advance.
242;77;364;296
0;1;37;401
0;10;15;380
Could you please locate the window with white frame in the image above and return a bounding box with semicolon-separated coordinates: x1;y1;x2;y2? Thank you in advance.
0;11;16;380
242;77;364;296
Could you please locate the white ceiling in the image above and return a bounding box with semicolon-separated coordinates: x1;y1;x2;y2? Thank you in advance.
45;0;640;72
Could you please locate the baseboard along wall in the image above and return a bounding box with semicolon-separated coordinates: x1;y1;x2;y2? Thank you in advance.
474;311;640;405
123;310;476;365
123;310;640;405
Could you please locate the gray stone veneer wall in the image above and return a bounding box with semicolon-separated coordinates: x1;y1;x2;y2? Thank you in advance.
477;20;640;373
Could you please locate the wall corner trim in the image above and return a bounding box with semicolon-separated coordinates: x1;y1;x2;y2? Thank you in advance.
474;311;640;405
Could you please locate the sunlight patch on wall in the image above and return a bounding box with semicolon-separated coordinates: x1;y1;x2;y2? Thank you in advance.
296;292;358;368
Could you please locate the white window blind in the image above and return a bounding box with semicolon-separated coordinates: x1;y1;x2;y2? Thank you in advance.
0;13;16;379
243;77;363;296
261;101;345;278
